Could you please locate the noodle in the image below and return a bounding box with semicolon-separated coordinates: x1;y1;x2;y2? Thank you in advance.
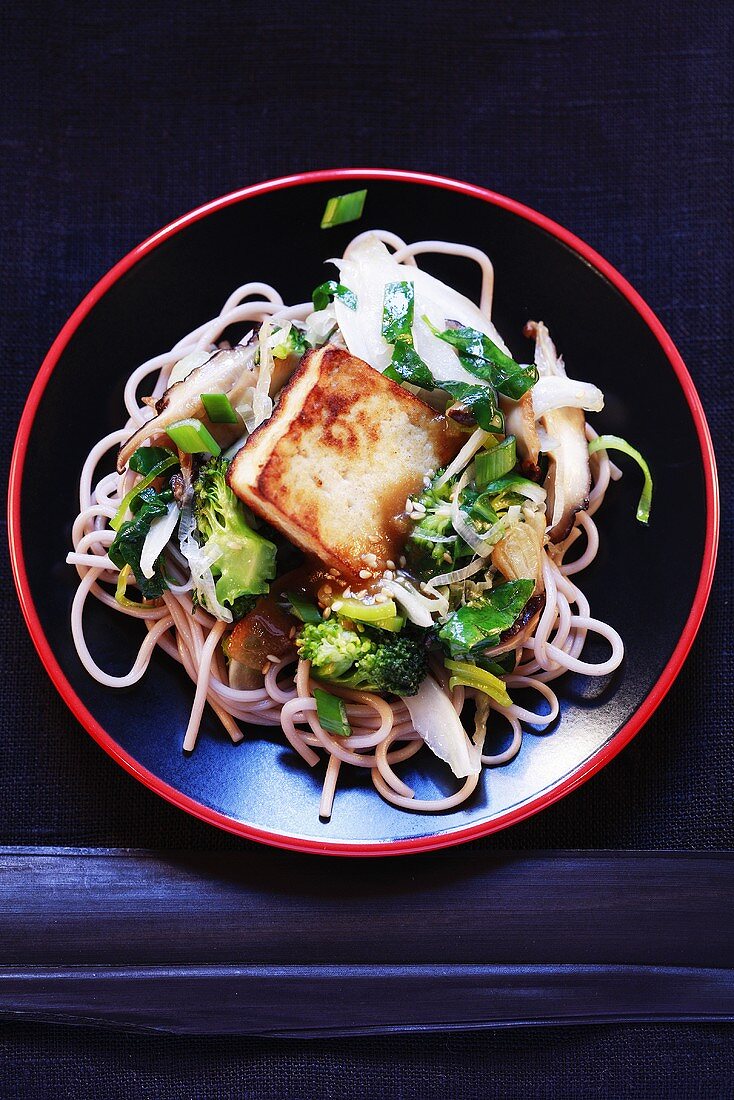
66;233;625;820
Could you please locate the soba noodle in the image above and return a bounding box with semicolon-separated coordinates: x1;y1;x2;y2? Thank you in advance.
67;231;624;817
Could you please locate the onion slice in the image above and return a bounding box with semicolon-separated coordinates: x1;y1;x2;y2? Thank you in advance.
402;675;481;778
139;503;179;579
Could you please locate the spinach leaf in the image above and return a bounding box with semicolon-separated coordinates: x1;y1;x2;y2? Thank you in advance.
108;489;174;599
438;579;535;657
311;280;357;312
430;323;538;400
441;380;505;432
382;280;415;344
129;446;177;476
384;340;435;388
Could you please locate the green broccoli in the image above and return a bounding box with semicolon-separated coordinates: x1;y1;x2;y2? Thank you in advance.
193;457;277;616
296;619;428;696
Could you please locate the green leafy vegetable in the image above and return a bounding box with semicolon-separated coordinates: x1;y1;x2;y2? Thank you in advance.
475;436;517;489
311;280;358;312
297;619;429;696
438;579;535;657
430;323;538;400
314;687;352;736
588;434;653;523
287;591;323;624
320;189;367;230
167;418;221;456
111;453;179;531
440;379;505;432
200;392;238;424
193;457;277;614
384;340;434;388
382;280;415;343
271;324;310;360
129;446;176;476
108;488;173;599
380;280;433;386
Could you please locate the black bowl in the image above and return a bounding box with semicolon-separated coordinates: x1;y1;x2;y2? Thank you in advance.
8;170;719;855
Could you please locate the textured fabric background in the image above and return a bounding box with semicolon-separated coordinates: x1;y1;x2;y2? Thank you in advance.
1;0;732;1095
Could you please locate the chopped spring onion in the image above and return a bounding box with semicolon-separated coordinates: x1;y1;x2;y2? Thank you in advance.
331;596;399;624
320;188;367;229
475;436;517;489
311;280;358;312
201;392;238;424
111;453;178;531
287;592;322;624
588;434;653;523
166;418;221;456
314;687;352;737
444;658;512;707
374;614;406;633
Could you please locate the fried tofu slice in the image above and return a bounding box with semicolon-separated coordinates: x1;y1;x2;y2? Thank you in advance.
227;345;464;579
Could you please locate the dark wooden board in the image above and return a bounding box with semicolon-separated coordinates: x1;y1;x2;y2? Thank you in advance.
0;848;731;1034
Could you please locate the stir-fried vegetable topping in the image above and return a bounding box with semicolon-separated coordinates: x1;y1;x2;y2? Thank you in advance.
437;579;535;657
109;486;174;599
193;457;277;618
475;436;517;489
111;450;179;531
311;280;358;312
200;392;238;424
444;658;512;707
313;687;352;737
320;189;367;230
167;418;221;456
297;619;429;696
588;434;653;524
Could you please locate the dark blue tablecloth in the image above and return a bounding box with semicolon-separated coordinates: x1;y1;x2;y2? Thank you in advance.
1;1;731;1095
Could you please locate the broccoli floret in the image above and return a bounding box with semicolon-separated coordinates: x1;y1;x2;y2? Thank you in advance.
296;620;429;697
405;473;474;579
193;457;277;615
297;619;373;678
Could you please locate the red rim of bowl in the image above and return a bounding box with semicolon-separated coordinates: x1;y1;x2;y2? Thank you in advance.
8;168;720;857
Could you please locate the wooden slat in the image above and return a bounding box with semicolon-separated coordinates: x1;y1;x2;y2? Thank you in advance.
0;848;731;1032
0;848;731;967
1;964;732;1036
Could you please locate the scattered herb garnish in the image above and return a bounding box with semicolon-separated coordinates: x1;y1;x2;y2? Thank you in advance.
320;189;367;230
588;435;653;523
314;687;352;737
311;280;358;312
437;579;535;657
108;488;174;599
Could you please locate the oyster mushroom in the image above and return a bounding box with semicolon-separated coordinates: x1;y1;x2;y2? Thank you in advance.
117;343;259;472
503;322;604;543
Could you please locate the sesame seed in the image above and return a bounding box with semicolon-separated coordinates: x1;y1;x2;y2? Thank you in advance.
423;476;431;487
323;607;332;618
266;654;279;664
412;501;427;515
328;568;339;578
359;569;371;579
355;589;368;598
261;663;270;675
289;626;296;639
405;499;414;514
399;555;407;567
342;588;352;599
386;559;396;570
374;593;388;604
443;552;452;563
382;569;394;581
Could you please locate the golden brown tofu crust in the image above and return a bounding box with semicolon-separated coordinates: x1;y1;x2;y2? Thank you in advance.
227;345;464;579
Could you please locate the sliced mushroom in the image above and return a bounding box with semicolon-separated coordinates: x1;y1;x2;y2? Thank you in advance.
117;343;258;471
526;321;603;542
491;522;545;593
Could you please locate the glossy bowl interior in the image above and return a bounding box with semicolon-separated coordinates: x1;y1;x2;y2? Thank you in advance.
9;170;718;855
